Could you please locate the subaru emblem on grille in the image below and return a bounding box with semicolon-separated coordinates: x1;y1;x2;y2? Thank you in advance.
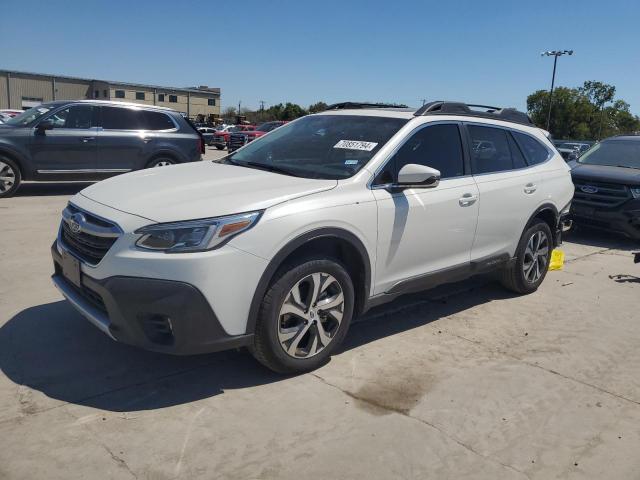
69;213;85;234
580;185;598;194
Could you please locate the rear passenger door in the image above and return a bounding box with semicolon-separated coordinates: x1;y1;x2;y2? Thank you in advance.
96;107;174;170
466;124;542;261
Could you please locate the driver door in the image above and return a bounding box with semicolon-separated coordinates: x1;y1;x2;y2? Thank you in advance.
29;104;99;173
372;122;479;294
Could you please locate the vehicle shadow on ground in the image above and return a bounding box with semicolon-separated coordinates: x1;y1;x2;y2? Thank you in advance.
0;276;504;412
15;182;94;197
564;225;639;250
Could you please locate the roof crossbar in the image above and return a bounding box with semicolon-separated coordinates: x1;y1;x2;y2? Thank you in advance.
414;101;533;126
324;102;409;110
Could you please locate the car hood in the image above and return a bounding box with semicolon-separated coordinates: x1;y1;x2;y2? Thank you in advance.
80;161;337;223
570;162;640;186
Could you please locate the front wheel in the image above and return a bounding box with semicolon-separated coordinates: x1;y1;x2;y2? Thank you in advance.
0;157;21;198
251;258;354;374
500;220;553;294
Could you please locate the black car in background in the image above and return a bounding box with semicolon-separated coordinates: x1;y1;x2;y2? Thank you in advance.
569;135;640;240
0;100;204;198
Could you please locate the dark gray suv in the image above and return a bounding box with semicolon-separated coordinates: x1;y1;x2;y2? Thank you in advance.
0;100;204;198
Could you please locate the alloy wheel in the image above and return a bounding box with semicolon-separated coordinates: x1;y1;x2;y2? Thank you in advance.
523;230;549;283
277;272;345;359
0;161;16;193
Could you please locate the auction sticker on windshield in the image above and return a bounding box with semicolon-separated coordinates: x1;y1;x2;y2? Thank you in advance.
334;140;378;151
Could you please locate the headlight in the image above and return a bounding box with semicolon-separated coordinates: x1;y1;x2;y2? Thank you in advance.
631;187;640;199
135;211;262;253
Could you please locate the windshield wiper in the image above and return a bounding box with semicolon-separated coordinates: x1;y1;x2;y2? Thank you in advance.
234;161;300;177
613;164;639;170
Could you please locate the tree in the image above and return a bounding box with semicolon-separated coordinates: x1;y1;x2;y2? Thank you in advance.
308;101;328;113
223;106;237;121
527;82;640;139
579;81;616;139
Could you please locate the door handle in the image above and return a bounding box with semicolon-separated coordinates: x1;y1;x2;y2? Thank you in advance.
524;183;537;194
81;137;95;143
459;193;478;207
142;137;153;143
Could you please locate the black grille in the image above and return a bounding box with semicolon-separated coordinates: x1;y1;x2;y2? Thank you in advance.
229;133;250;150
573;181;631;208
61;220;118;265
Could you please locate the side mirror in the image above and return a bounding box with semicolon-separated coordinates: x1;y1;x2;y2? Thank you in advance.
37;119;55;132
396;164;441;188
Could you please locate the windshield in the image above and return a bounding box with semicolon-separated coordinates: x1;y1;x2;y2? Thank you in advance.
6;105;54;126
256;122;279;132
226;114;408;179
578;140;640;169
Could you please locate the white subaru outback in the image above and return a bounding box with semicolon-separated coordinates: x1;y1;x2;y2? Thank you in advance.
51;101;574;373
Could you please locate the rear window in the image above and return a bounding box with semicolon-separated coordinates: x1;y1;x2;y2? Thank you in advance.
512;131;550;165
100;107;175;130
142;111;175;130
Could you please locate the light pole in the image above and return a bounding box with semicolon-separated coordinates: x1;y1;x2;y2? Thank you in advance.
541;50;573;131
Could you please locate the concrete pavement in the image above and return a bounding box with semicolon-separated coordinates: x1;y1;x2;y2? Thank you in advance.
1;154;639;479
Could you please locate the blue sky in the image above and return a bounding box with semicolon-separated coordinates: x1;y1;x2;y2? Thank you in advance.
2;0;639;114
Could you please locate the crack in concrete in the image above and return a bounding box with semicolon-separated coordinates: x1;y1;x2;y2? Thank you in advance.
310;373;531;480
450;333;640;407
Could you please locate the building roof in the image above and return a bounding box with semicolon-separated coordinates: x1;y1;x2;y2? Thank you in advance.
0;69;220;95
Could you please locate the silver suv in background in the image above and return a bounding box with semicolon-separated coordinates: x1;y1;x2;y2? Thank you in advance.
0;100;204;198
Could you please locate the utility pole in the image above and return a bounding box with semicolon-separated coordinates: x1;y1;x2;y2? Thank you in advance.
421;99;427;106
541;50;573;132
259;100;265;111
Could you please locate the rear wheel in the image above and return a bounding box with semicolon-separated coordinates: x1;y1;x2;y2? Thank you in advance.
146;157;176;168
0;157;21;198
500;220;553;294
251;258;354;374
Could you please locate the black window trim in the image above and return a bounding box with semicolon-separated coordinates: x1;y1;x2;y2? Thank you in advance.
96;105;179;132
369;120;471;189
462;121;553;177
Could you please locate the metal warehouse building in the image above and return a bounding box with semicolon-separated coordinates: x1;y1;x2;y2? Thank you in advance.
0;69;221;121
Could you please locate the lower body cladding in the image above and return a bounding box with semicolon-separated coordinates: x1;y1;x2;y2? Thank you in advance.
51;243;256;355
571;200;640;240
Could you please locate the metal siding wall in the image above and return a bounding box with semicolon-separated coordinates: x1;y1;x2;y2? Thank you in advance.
0;73;8;109
54;79;92;101
9;77;54;107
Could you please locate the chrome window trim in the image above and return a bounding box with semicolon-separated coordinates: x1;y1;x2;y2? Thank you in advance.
38;168;131;174
367;120;465;189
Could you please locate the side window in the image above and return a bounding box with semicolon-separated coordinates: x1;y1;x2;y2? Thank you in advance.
507;132;527;169
469;125;518;174
379;124;464;183
48;106;94;129
141;111;175;130
101;107;143;130
512;131;550;166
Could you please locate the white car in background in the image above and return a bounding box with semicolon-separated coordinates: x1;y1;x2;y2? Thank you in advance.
51;101;573;373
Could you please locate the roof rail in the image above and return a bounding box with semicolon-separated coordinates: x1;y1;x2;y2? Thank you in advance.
414;101;533;126
324;102;409;111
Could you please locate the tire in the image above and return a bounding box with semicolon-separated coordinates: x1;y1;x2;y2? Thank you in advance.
146;157;176;168
500;219;553;294
215;145;224;150
251;257;355;374
0;156;21;198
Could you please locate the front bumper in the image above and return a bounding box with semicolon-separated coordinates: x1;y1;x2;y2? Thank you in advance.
52;243;254;355
571;200;640;240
